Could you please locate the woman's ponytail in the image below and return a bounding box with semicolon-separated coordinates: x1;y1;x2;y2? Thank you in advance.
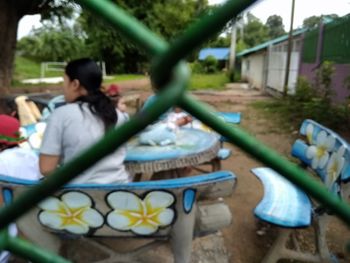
65;58;117;131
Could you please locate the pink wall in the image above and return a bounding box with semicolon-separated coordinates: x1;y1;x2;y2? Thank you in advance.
299;63;350;103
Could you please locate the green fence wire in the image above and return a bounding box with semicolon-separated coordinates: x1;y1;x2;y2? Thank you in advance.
322;16;350;63
1;0;350;261
302;15;350;64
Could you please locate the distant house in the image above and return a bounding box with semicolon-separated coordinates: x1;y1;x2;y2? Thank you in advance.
237;15;350;102
236;29;306;94
198;48;230;61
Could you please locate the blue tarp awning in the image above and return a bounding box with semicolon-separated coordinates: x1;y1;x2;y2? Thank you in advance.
198;48;230;60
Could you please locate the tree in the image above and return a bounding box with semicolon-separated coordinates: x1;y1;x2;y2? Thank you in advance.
265;15;285;39
243;13;269;48
303;14;339;29
17;26;86;62
0;0;74;94
79;0;208;74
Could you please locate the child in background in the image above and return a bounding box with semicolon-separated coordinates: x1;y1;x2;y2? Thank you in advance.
0;114;42;180
0;97;18;119
106;84;129;121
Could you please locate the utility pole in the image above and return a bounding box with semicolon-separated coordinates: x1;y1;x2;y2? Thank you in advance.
228;18;237;82
283;0;295;96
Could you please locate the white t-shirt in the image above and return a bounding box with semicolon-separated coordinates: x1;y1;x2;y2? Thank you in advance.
0;148;41;263
40;103;130;184
0;147;42;180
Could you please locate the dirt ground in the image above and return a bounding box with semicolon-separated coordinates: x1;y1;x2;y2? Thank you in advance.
10;79;350;262
122;80;350;263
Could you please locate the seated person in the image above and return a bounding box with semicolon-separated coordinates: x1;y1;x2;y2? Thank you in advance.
15;96;42;126
0;114;42;263
0;97;18;119
0;114;42;180
39;58;131;184
105;84;129;122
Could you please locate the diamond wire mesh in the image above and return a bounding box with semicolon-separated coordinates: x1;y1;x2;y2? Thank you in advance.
0;0;350;261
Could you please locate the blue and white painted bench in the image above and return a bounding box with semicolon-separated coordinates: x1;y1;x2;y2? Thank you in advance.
251;119;350;263
0;171;236;263
191;112;241;172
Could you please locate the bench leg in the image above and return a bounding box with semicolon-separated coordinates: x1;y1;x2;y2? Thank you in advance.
211;158;221;172
170;203;196;263
314;214;336;262
262;221;338;263
17;209;61;254
261;228;291;263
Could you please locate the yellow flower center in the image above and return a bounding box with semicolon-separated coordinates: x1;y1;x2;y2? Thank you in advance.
119;203;164;227
316;146;326;159
57;204;88;227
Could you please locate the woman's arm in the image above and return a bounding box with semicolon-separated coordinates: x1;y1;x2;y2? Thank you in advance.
39;154;60;176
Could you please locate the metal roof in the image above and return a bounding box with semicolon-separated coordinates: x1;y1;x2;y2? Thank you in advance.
198;48;230;60
236;28;306;57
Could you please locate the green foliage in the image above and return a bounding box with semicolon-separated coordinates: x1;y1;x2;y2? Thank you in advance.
294;76;316;102
236;39;247;53
265;15;285;39
79;0;208;74
243;13;269;48
314;61;335;102
202;56;218;73
303;14;339;29
17;26;87;62
189;61;204;74
189;73;229;90
207;36;230;48
226;69;241;83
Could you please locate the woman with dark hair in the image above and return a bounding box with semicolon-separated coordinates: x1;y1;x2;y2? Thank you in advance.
39;58;131;184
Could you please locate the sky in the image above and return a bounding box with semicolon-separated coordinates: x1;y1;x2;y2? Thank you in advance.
17;0;350;39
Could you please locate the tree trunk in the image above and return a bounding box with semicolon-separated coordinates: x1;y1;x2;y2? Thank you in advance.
0;2;21;95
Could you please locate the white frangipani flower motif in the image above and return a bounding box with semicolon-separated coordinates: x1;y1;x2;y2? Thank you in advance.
107;191;175;235
306;130;335;169
29;122;46;150
305;123;314;144
326;146;345;189
38;192;104;234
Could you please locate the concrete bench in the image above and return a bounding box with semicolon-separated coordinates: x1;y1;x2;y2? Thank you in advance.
251;119;350;263
0;171;236;263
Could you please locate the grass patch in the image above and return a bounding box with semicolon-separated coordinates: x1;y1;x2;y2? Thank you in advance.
13;56;62;81
103;74;147;84
189;73;229;90
250;99;302;132
12;57;230;91
13;56;41;81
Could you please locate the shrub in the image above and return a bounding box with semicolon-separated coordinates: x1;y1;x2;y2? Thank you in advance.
189;61;204;74
202;55;218;73
293;76;316;102
314;60;335;102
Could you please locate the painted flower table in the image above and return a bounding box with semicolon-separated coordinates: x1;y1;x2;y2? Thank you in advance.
125;128;221;178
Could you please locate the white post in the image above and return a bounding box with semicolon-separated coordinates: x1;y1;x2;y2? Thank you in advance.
40;63;45;80
228;18;237;74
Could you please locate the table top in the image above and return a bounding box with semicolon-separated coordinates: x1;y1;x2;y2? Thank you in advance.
125;128;220;174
